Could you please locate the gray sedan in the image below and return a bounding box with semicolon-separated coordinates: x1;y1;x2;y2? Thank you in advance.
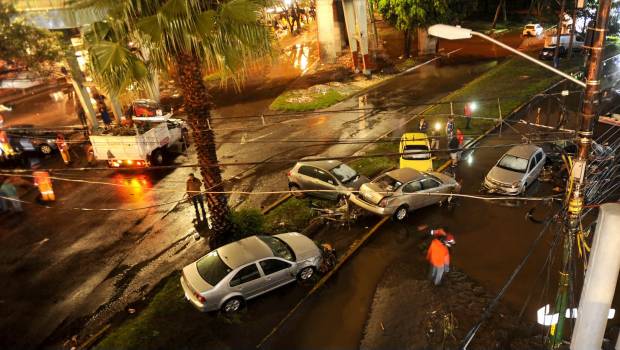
349;168;461;221
181;233;322;313
482;144;546;195
287;159;369;201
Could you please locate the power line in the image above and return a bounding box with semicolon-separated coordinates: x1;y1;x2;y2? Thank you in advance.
0;138;577;173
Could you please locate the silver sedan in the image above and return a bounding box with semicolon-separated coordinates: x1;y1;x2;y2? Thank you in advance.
181;233;322;313
349;168;461;221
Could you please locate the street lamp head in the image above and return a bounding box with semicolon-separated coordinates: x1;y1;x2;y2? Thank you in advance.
428;24;473;40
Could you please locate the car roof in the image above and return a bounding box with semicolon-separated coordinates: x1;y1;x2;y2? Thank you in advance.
505;144;541;158
401;132;429;145
384;168;424;182
298;159;342;170
216;236;273;269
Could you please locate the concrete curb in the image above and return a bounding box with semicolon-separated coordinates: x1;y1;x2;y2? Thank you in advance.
256;216;390;349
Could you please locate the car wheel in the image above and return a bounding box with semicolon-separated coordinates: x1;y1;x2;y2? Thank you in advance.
289;183;305;198
39;144;53;155
297;266;315;281
150;149;165;166
221;297;244;313
393;206;408;221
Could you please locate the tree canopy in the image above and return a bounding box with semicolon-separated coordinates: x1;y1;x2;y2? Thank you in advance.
371;0;455;32
0;3;62;73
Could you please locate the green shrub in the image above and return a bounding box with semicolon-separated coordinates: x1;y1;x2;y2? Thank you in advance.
229;208;265;240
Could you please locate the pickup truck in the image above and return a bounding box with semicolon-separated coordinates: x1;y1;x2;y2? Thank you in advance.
89;115;188;168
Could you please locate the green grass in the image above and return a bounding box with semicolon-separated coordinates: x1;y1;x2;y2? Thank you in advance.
269;87;348;112
348;141;398;178
94;273;231;350
422;56;578;137
264;197;318;233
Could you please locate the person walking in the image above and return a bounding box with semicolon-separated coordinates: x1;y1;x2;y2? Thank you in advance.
186;173;207;222
418;117;428;133
427;229;455;285
99;105;112;128
56;133;71;165
429;128;440;151
0;177;23;213
84;142;95;166
456;128;464;162
464;103;473;129
445;116;455;139
34;171;55;202
449;135;460;167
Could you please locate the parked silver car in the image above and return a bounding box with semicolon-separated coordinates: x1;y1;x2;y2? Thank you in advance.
181;233;321;313
349;168;461;221
483;144;546;195
287;159;369;201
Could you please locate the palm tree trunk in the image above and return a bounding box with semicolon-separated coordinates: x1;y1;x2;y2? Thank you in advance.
175;52;231;244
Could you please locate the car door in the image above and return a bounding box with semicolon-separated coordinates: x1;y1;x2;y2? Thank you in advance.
312;168;339;200
526;154;538;185
258;258;295;292
401;180;423;209
419;178;443;207
296;165;319;192
229;263;265;299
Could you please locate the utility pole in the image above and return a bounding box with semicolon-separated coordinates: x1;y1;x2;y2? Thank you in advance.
548;0;612;348
553;0;567;68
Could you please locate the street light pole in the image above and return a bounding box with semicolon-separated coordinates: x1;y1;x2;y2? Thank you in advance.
553;0;567;67
549;0;612;348
427;24;586;88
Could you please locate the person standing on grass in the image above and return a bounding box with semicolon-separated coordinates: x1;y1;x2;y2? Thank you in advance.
186;173;207;222
464;102;473;129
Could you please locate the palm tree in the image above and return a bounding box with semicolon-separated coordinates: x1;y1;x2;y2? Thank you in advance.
84;0;272;244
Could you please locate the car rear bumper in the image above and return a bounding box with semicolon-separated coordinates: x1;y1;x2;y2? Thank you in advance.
348;194;390;216
180;275;211;312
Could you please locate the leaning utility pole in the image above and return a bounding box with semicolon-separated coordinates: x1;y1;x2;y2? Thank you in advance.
548;0;612;348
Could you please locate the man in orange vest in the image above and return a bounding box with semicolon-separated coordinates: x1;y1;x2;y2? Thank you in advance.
34;171;55;201
427;228;455;285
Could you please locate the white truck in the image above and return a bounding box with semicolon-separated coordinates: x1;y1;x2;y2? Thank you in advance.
540;34;585;60
89;115;189;168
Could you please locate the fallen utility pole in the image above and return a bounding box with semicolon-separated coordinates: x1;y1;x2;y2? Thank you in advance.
548;0;612;348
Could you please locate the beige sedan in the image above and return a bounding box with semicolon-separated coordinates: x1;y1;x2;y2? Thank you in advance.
349;168;461;221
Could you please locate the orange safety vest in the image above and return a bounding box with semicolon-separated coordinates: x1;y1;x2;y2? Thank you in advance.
427;239;450;267
34;171;53;192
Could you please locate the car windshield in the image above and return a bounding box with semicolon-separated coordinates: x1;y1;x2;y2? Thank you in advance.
329;163;358;183
258;236;295;261
497;154;529;173
374;174;403;191
402;144;431;160
196;250;232;286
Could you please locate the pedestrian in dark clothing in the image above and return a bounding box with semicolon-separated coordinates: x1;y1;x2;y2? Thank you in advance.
464;103;473;129
445;116;455;139
418;117;428;133
449;136;460;167
186;173;207;222
100;106;112;127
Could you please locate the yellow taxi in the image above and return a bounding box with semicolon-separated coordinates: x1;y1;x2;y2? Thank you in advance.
399;132;433;172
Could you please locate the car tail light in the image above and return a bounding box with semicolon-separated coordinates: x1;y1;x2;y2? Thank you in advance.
379;198;388;207
195;292;206;303
287;171;292;177
127;160;133;165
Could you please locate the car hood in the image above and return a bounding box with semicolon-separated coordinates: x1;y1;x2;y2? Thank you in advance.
486;166;524;186
276;232;321;262
359;182;391;205
182;263;214;293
